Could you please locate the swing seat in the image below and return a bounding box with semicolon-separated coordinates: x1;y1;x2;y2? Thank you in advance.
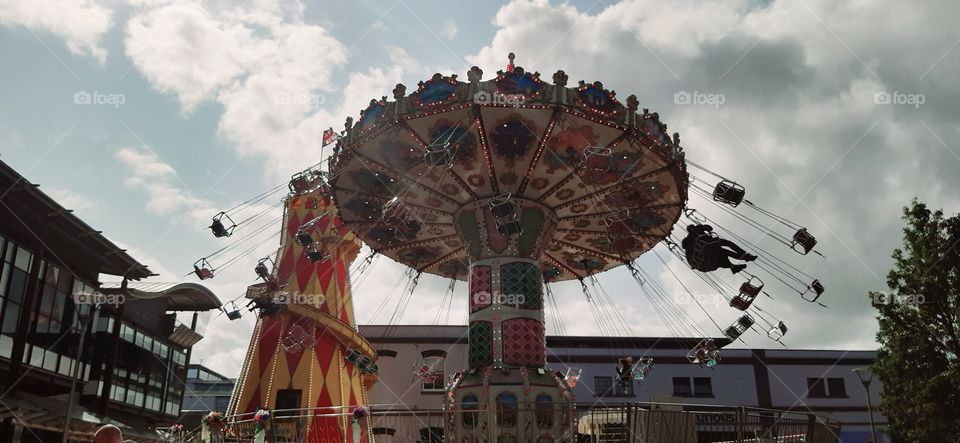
194;266;214;280
564;368;581;388
712;180;745;207
490;193;517;218
583;146;614;172
289;176;310;194
724;314;756;340
306;246;329;263
791;228;817;255
497;219;523;236
687;339;720;366
296;231;314;248
802;279;825;303
210;212;236;238
424;142;453;166
608;235;638;253
254;262;271;280
731;276;763;311
768;321;788;341
687;233;721;272
225;306;242;320
605;210;634;236
632;358;653;380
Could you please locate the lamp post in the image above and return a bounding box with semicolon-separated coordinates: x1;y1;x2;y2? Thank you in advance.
853;367;878;443
62;297;99;443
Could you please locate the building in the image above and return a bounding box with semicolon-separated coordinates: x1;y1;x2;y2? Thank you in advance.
360;325;888;443
180;364;236;424
0;159;221;442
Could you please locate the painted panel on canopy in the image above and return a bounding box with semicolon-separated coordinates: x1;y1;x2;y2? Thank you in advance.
404;107;489;199
422;253;470;280
538;136;668;210
525;110;627;202
331;160;459;227
479;106;554;199
340;128;468;212
552;169;682;219
556;204;681;238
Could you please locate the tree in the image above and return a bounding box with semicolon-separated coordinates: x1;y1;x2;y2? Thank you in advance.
871;199;960;441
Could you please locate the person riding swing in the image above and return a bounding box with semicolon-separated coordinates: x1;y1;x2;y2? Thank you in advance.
681;224;757;274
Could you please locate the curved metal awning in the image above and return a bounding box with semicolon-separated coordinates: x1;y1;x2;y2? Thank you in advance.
100;281;222;311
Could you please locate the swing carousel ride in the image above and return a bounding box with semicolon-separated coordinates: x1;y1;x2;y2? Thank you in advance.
193;54;825;441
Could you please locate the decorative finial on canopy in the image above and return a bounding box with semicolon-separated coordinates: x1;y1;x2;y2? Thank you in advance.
468;66;483;83
393;84;406;100
507;53;516;73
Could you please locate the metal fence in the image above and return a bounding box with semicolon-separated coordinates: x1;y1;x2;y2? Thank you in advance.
181;402;840;443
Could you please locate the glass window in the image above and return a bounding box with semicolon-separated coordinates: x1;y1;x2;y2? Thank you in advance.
2;302;20;334
672;377;692;396
495;392;518;428
14;247;32;272
827;378;846;398
461;394;478;428
807;378;827;398
594;376;612;396
693;377;713;396
7;267;28;304
535;394;554;429
0;260;11;298
0;334;13;358
420;357;445;391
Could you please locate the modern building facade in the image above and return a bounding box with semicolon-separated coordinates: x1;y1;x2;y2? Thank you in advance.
181;364;236;424
360;325;888;443
0;159;221;442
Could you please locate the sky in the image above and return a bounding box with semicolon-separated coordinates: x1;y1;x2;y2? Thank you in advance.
1;0;959;379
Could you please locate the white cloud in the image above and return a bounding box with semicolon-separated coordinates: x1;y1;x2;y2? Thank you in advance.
45;187;94;211
114;146;206;215
0;0;113;63
124;0;351;179
440;19;458;41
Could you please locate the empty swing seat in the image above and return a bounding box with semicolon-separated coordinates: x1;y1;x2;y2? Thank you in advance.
731;276;763;311
802;279;825;303
605;210;634;236
768;321;788;340
724;314;756;340
712;180;745;207
609;235;638;253
497;219;523;236
791;228;817;255
194;266;214;280
424;142;453;166
489;194;517;218
583;146;614;172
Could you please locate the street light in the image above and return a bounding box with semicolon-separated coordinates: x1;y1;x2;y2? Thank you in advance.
853;367;878;443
